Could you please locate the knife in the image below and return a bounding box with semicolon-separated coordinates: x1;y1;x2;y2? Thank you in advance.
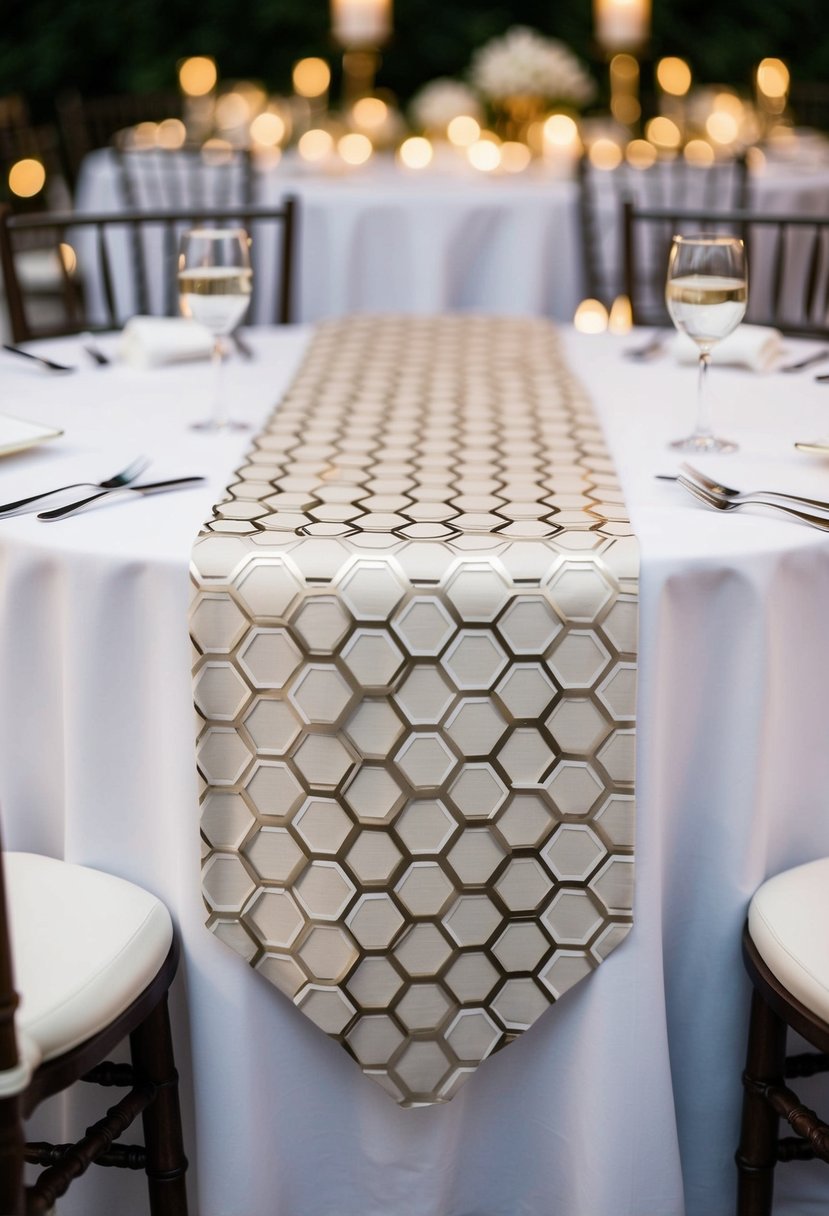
2;343;75;373
780;348;829;373
231;330;255;360
37;477;205;520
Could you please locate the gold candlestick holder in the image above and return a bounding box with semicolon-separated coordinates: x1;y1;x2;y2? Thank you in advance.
341;48;382;104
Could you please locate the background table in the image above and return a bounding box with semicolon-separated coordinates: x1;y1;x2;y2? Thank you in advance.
75;150;584;324
1;326;829;1214
75;148;829;327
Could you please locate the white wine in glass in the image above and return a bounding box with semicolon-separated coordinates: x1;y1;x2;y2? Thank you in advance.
179;228;253;432
665;235;747;453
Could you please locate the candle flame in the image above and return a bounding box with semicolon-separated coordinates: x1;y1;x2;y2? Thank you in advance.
574;299;609;333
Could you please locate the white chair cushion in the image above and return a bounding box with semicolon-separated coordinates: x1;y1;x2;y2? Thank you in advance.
4;853;173;1070
748;856;829;1026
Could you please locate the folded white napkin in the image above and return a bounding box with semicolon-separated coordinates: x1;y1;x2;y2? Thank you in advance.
671;324;783;372
119;316;214;368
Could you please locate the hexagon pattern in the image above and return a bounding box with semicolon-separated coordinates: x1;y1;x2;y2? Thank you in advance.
192;316;637;1107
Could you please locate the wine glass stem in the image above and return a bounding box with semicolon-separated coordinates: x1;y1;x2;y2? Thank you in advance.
211;338;227;429
695;350;713;439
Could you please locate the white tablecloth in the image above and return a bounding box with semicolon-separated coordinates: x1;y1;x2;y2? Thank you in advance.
1;326;829;1215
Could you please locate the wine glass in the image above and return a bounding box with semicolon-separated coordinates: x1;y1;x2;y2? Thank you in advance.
178;227;252;431
665;234;748;453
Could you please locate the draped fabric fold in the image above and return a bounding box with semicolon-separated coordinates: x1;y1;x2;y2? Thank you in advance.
190;315;638;1107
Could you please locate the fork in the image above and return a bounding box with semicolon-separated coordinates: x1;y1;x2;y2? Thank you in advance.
676;474;829;531
680;462;829;515
37;476;205;520
0;456;150;515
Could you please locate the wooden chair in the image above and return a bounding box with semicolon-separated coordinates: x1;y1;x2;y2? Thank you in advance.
56;90;183;189
622;201;829;336
736;858;829;1214
578;153;749;309
0;838;188;1214
0;198;297;342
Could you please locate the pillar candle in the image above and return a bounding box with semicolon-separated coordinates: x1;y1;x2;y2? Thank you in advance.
331;0;391;47
594;0;650;52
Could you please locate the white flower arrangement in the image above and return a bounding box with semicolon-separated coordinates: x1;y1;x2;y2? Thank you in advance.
409;78;483;132
470;26;596;107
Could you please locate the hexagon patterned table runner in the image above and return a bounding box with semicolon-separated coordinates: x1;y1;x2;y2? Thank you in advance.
191;315;638;1107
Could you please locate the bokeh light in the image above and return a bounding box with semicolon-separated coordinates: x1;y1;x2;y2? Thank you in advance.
398;137;433;169
447;115;481;147
684;139;715;165
625;139;657;168
500;141;531;173
298;128;335;161
132;122;158;148
293;58;331;98
588;138;623;170
215;92;251;130
656;57;692;96
157;118;186;149
250;112;286;147
200;138;234;165
574;299;609;333
179;56;217;97
59;243;77;274
645;116;681;149
352;97;388;130
467;139;501;172
8;158;46;198
608;294;633;334
757;58;790;99
706;110;740;145
610;54;639;83
338;132;373;165
544;114;579;147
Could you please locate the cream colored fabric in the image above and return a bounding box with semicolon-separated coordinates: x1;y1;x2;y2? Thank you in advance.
748;856;829;1025
4;853;173;1071
191;315;638;1107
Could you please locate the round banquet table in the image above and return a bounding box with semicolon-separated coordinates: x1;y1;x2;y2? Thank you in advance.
1;325;829;1216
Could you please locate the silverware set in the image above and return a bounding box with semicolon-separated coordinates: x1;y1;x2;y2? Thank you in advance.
0;457;205;520
665;462;829;531
3;331;253;375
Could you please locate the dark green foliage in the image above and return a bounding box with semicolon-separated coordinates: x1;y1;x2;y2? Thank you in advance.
0;0;826;121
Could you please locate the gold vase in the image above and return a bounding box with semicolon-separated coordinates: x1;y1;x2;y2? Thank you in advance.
495;94;546;141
